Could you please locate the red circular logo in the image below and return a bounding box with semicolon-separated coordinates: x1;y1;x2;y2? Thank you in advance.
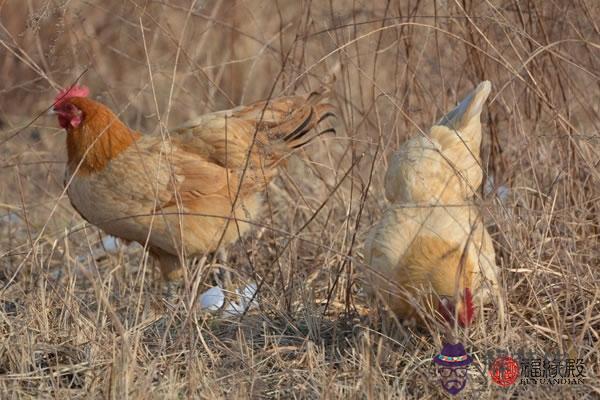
489;356;520;387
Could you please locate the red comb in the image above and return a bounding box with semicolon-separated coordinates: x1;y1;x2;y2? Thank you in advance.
54;85;90;106
459;288;475;327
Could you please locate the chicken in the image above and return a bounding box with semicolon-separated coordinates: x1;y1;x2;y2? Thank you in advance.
363;81;502;327
53;85;335;281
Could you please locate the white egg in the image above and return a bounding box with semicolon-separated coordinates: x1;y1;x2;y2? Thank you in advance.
239;283;258;307
223;301;245;316
223;282;258;316
101;236;119;253
198;286;225;311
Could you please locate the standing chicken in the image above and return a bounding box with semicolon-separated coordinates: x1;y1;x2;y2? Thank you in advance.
53;85;334;282
364;81;502;327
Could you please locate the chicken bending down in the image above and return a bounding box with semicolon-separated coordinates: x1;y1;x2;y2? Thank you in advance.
53;85;335;281
364;81;503;328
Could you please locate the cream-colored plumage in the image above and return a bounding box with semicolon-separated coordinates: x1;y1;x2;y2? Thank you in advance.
364;81;502;326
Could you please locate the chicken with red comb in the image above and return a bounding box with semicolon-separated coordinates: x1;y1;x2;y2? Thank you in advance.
52;84;335;284
55;85;90;105
53;85;91;129
363;81;503;328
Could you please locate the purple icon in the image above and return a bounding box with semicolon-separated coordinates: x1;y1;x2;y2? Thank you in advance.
434;342;473;395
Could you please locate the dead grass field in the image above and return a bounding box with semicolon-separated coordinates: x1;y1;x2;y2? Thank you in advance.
1;0;599;398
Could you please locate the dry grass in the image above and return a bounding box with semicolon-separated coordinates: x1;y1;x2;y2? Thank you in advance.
1;0;599;398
